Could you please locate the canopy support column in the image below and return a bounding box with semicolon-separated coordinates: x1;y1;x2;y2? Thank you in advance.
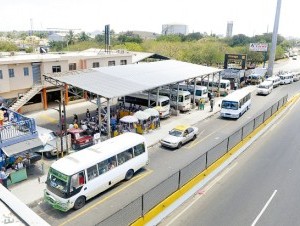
107;98;111;138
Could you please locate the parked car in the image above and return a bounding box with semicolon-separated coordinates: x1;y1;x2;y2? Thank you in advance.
67;128;93;150
160;125;199;149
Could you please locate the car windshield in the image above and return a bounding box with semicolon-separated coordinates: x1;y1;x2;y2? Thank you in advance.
169;129;183;137
75;132;85;139
222;101;238;110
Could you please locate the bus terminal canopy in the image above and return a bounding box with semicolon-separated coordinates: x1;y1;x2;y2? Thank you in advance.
44;60;223;99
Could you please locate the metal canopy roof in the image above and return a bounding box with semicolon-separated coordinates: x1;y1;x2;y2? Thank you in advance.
46;60;222;99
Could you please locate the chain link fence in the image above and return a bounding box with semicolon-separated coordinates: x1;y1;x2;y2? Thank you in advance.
97;95;288;225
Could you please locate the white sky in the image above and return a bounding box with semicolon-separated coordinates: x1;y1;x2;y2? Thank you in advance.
0;0;299;37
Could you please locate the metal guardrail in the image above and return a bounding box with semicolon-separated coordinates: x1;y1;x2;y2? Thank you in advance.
0;107;37;148
97;95;288;226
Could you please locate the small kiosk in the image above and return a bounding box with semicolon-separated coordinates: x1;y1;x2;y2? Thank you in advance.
119;115;138;134
133;111;151;134
143;108;160;130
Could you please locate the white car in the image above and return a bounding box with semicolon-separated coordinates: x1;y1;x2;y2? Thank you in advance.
160;125;199;149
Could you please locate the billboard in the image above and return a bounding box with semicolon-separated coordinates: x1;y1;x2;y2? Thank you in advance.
249;43;268;52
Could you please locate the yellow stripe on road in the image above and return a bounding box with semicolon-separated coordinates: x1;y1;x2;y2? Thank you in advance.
59;169;153;226
39;115;58;124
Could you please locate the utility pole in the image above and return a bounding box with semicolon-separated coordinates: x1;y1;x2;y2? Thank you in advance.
267;0;282;76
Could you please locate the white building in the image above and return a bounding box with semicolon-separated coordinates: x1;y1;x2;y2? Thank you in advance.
162;24;188;35
0;49;133;112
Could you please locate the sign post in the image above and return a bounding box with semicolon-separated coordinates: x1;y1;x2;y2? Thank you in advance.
249;43;268;68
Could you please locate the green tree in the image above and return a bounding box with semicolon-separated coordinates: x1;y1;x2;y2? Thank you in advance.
0;41;18;51
117;32;142;43
78;32;90;42
66;30;75;45
156;35;182;42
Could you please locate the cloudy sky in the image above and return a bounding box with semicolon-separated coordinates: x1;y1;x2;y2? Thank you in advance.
1;0;298;37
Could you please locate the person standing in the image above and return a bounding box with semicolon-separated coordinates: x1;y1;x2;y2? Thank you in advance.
86;109;91;119
0;108;4;126
210;98;215;112
0;167;9;189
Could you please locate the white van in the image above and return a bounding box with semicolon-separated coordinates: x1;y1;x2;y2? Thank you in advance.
257;81;273;95
266;76;281;88
279;73;293;84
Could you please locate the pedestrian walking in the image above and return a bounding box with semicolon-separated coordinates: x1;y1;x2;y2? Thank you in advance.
86;109;91;119
210;98;215;112
73;114;78;124
0;167;9;189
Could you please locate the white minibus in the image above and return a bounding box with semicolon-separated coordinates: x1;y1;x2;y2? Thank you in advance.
119;93;170;118
172;84;208;104
266;76;281;88
198;79;231;96
44;132;149;212
279;73;293;84
220;89;251;119
152;88;191;111
257;81;273;95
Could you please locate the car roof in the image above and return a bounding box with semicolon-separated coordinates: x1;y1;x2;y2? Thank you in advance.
174;125;190;131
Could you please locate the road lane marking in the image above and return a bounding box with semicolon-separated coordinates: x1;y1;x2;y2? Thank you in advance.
39;114;58;124
251;190;277;226
164;162;237;226
59;169;153;226
187;122;231;149
186;129;205;148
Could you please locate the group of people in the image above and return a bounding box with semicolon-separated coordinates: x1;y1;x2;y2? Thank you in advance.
198;92;215;112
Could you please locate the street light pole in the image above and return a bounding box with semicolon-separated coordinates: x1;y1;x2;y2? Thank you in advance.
267;0;282;76
56;100;63;160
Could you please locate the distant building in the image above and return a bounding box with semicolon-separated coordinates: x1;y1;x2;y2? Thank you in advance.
162;24;188;35
226;21;233;38
48;33;68;42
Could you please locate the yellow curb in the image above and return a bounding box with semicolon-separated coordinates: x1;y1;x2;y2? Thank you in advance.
132;95;298;226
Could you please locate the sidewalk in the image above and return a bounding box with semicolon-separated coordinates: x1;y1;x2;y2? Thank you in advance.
9;97;222;206
9;86;257;207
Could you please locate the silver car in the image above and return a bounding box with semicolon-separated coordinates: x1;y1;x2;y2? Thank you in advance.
160;125;199;149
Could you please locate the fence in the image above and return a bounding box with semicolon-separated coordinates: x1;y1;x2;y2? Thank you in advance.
0;107;37;148
97;95;288;226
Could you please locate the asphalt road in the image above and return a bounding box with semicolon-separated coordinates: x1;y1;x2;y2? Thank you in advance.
159;82;300;226
30;59;300;225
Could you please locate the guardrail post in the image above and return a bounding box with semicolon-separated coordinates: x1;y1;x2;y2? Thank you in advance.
263;111;266;123
205;152;208;169
226;137;230;153
178;170;181;189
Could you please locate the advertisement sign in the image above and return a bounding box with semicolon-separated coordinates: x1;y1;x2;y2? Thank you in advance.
249;43;268;52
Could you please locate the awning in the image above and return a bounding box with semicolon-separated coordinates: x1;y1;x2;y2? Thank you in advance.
1;138;43;157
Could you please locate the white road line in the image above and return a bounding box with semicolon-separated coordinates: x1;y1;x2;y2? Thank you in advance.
251;190;277;226
164;162;237;226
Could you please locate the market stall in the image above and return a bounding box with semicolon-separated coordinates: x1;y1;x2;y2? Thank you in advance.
143;108;160;130
119;115;138;134
133;111;151;134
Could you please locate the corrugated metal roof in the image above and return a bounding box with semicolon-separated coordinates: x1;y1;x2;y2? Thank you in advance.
47;60;222;99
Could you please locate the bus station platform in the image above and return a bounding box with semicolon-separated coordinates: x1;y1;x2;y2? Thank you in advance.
7;85;257;211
